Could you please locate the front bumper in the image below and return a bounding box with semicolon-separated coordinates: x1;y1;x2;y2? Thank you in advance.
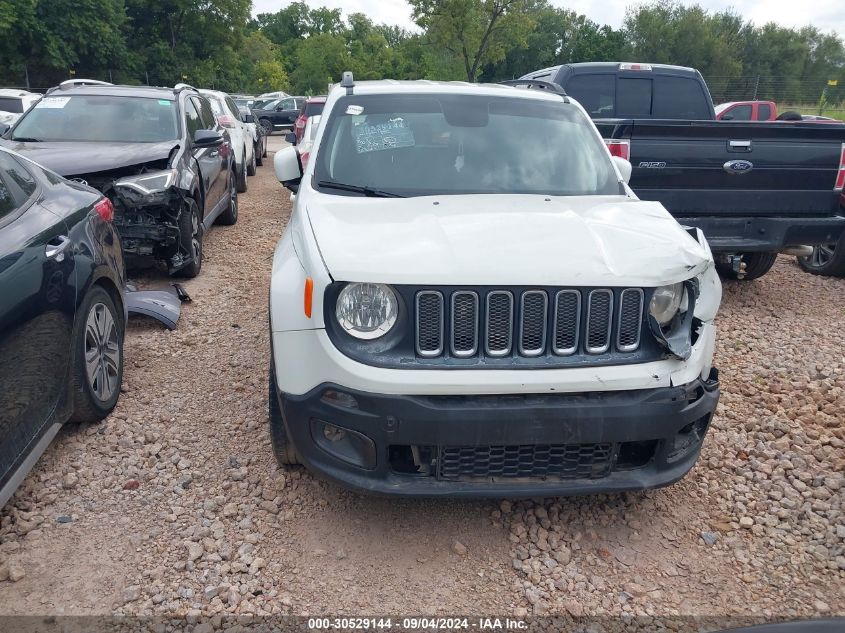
676;215;845;252
274;373;720;497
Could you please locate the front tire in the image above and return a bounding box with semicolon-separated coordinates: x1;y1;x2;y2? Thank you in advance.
255;141;263;167
246;146;256;176
260;119;273;135
269;363;300;466
175;198;203;278
70;286;123;422
216;170;238;226
797;238;845;276
716;252;777;281
237;159;248;193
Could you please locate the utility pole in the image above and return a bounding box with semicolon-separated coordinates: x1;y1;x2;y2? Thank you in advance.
24;66;30;91
752;75;760;100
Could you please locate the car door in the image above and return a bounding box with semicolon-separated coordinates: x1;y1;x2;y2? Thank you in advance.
0;151;76;500
185;96;226;219
274;98;299;128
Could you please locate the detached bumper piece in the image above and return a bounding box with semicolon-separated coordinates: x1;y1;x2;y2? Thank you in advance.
276;370;720;497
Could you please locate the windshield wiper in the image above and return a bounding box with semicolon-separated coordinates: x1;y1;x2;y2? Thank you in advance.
11;136;42;142
316;180;405;198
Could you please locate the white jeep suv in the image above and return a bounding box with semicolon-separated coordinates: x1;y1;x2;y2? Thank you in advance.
269;74;722;497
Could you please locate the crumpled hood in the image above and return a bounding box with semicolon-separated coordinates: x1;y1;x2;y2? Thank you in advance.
0;140;176;176
306;194;712;287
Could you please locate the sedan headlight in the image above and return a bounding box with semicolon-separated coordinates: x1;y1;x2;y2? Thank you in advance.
649;282;684;326
114;169;178;195
336;283;398;340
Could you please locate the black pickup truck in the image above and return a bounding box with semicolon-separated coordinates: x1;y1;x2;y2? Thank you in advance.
520;62;845;279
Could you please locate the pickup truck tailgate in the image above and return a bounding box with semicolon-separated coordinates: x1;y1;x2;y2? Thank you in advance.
598;120;845;217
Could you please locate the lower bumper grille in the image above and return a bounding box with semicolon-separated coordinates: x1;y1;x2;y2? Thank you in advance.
436;443;616;481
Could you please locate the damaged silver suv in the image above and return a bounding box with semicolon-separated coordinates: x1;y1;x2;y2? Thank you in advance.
0;82;238;277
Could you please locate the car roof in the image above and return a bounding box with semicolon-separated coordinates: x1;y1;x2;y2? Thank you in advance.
327;80;567;104
0;88;39;98
45;84;180;100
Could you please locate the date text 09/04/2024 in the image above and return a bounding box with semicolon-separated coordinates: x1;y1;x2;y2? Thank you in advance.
307;618;528;630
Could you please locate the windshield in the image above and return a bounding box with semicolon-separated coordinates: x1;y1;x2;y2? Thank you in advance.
12;94;179;142
315;94;622;197
304;101;325;117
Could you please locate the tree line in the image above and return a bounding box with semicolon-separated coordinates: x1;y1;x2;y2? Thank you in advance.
1;0;843;106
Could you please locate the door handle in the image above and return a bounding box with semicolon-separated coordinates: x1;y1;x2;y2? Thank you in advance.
46;235;71;262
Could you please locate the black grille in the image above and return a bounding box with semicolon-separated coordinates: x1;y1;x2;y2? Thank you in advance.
485;291;513;356
415;292;443;357
450;292;478;356
586;290;613;354
413;287;645;360
617;289;644;351
519;291;547;356
553;290;580;355
437;444;616;480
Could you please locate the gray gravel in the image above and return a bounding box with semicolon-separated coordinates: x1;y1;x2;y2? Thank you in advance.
0;143;842;620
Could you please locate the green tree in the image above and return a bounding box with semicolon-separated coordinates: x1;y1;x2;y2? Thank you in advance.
409;0;537;81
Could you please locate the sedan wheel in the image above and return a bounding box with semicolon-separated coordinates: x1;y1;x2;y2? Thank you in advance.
85;303;120;403
71;286;123;422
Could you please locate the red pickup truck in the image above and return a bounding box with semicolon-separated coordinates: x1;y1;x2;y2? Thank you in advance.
715;101;778;121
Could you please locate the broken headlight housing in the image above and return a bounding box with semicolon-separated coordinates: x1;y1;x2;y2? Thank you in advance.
648;279;698;360
114;169;178;196
336;282;398;340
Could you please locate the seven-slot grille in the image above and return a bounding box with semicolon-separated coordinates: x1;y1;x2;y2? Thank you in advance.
414;288;645;359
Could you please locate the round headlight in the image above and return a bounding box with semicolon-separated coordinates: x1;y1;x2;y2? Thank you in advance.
336;283;398;340
649;283;684;326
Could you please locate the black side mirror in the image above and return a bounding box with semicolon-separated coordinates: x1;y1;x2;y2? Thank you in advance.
194;129;224;147
0;122;10;137
721;114;734;121
242;113;255;124
285;132;297;145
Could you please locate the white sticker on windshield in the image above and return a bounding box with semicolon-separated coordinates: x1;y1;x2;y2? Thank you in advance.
35;96;71;109
346;105;364;115
353;118;415;154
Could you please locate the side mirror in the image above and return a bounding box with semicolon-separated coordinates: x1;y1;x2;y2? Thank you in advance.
194;129;224;147
242;113;255;124
276;105;285;112
0;122;9;137
611;156;632;184
285;132;297;145
274;146;302;192
721;114;734;121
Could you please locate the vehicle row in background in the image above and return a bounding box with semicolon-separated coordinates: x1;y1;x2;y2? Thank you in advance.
0;89;42;128
0;82;239;278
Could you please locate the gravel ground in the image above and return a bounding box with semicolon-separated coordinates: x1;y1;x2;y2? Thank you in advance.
0;137;842;624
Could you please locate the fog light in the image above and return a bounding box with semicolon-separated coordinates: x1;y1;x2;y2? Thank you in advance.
320;389;359;409
309;419;377;470
323;424;346;442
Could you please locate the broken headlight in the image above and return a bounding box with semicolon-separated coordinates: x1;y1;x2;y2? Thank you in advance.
336;282;398;340
648;279;698;360
114;169;178;195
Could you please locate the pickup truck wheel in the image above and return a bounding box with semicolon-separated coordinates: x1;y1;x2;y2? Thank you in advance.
796;239;845;277
175;199;203;278
716;252;778;281
269;364;301;466
260;119;273;135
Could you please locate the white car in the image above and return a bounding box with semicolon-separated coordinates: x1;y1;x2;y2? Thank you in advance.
268;74;722;497
199;89;255;193
0;89;41;128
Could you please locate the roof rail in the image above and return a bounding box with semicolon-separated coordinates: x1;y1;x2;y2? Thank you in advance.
498;79;567;97
174;83;197;92
58;78;113;89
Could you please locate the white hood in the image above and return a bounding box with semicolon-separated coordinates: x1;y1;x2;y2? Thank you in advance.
305;194;712;287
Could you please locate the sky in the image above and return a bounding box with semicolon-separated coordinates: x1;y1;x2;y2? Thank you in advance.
251;0;845;36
